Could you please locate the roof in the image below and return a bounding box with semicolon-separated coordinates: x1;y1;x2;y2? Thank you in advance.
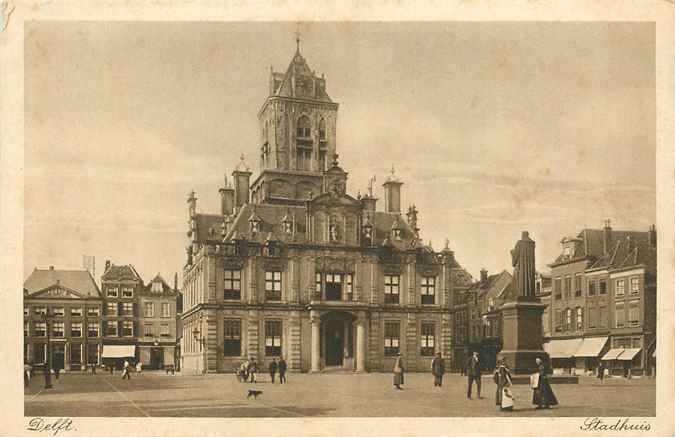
468;270;512;301
101;264;143;282
588;238;656;275
552;227;651;265
24;268;101;297
198;201;422;249
271;50;333;103
143;274;177;295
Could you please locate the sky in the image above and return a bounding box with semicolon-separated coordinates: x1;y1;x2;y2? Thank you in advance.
24;21;655;285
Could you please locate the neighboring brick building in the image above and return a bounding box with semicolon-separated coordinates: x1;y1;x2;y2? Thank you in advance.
100;263;143;367
535;272;552;339
180;43;472;374
456;269;514;372
23;267;103;371
138;274;179;370
545;221;657;376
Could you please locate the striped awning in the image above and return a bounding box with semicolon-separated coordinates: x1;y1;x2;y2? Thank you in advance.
601;348;624;361
616;348;642;361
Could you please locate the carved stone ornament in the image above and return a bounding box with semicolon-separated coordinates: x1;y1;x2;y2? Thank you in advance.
222;257;245;271
416;263;441;276
262;257;286;272
382;263;402;275
315;256;355;273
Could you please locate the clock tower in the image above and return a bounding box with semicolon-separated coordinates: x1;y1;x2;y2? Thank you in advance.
250;39;341;205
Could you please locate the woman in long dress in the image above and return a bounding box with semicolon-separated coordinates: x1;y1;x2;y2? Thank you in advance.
393;353;405;390
532;357;559;409
494;359;514;411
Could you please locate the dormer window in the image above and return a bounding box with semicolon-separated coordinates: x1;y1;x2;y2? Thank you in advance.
563;246;572;258
249;210;262;234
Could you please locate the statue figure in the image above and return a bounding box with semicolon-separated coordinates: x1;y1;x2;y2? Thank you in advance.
330;222;340;243
510;231;536;298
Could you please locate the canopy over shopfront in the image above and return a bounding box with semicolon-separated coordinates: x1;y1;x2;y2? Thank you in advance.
601;348;624;361
601;348;642;361
616;348;642;361
101;345;136;359
544;338;583;359
574;337;609;358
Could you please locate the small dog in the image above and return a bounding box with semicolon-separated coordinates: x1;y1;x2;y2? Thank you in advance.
247;389;263;399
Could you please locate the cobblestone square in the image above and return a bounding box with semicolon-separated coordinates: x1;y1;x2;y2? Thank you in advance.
24;371;655;417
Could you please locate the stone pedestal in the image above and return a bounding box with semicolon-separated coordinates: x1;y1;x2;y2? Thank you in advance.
497;297;550;374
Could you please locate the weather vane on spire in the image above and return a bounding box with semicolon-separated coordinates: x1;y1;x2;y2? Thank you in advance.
295;22;301;52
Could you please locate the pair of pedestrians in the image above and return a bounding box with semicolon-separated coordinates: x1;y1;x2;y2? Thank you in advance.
268;357;288;384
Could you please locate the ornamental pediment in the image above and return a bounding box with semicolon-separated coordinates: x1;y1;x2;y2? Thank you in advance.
315;256;356;273
28;285;85;300
309;192;361;208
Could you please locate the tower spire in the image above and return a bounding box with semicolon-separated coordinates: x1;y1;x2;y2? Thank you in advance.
295;22;301;52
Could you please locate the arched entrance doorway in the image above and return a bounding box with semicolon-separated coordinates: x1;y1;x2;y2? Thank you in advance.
321;311;355;369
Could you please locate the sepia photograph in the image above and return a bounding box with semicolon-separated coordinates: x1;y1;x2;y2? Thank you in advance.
2;2;674;436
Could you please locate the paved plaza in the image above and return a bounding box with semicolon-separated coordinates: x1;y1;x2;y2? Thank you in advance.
24;371;655;418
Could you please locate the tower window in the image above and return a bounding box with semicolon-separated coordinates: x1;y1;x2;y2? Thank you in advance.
319;117;326;141
296;116;312;171
296;116;311;139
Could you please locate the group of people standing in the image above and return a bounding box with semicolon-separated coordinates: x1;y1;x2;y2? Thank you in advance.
393;351;559;412
237;357;287;384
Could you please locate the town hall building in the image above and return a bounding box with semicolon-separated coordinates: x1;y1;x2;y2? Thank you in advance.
180;40;473;374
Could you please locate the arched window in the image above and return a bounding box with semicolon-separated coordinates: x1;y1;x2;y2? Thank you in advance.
296;115;312;171
319;117;326;141
318;117;327;171
296;116;311;139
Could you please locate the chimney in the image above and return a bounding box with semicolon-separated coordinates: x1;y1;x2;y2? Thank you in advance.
49;266;54;270
383;165;403;213
649;224;656;248
232;155;252;208
104;260;111;272
361;194;377;212
174;272;178;292
480;268;488;284
219;174;235;216
602;219;612;255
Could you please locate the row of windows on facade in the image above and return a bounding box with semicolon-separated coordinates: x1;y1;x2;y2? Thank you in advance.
26;343;100;365
25;306;101;317
24;320;131;337
205;320;440;358
26;303;172;318
553;299;641;332
221;270;438;304
553;275;640;300
452;313;501;343
104;286;135;298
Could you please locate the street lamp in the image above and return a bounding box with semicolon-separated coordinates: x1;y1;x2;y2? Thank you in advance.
192;324;206;375
41;310;53;389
